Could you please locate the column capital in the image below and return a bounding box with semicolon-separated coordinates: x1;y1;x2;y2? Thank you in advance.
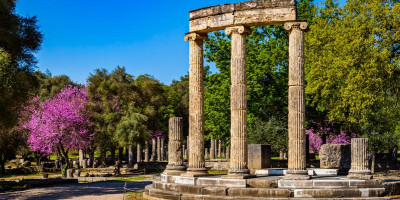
284;21;308;32
225;26;252;36
184;33;208;42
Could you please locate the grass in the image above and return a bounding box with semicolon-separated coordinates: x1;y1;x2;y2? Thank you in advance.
115;176;152;182
0;172;59;180
125;192;145;200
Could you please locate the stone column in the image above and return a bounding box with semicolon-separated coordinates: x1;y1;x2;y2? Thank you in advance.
144;141;149;162
210;139;215;160
284;21;309;180
218;140;222;158
224;26;252;179
226;147;230;160
79;149;84;167
182;33;209;177
161;138;165;161
182;145;187;159
151;138;156;162
164;117;186;175
157;137;161;161
205;148;209;159
137;144;142;163
187;136;190;160
348;138;372;179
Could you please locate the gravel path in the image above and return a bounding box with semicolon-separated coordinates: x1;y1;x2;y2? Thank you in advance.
0;181;151;200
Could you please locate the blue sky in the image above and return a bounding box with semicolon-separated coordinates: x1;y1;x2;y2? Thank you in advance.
16;0;337;85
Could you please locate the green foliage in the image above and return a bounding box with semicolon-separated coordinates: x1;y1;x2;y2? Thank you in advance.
305;0;400;152
248;117;288;153
34;71;76;101
168;75;189;135
203;0;315;142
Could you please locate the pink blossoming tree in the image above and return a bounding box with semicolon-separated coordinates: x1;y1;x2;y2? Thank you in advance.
23;85;93;174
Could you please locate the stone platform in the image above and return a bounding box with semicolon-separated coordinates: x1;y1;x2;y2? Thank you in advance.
144;174;391;199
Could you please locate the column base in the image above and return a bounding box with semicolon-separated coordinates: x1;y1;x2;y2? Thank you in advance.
222;168;255;179
347;170;373;180
284;170;310;180
181;168;209;177
163;165;187;176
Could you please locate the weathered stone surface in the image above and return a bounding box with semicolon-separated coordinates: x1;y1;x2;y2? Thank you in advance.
225;26;252;179
145;141;149;162
227;188;259;197
137;144;142;163
319;144;351;169
164;117;186;175
284;22;309;180
151;138;157;162
202;187;227;196
189;0;296;32
182;33;209;178
66;169;74;178
247;178;278;188
348;138;372;180
248;144;271;173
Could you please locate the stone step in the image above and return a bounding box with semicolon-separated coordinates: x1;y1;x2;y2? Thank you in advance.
293;188;386;198
145;187;390;200
278;179;383;189
255;168;340;176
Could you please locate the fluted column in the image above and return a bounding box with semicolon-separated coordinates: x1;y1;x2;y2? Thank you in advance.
210;139;215;160
144;141;149;162
348;138;372;179
157;137;161;161
182;32;209;177
137;144;142;163
164;117;186;175
224;26;253;179
284;21;309;180
218;140;222;158
161;138;165;161
151;138;156;162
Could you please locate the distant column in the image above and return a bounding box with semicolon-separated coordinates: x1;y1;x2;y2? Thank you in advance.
347;138;372;179
161;138;165;161
128;145;134;165
284;21;310;180
137;144;142;163
151;138;156;162
226;147;230;160
144;141;149;162
157;137;161;161
164;117;186;175
224;26;252;179
218;140;222;158
181;32;209;177
210;139;215;160
79;150;84;166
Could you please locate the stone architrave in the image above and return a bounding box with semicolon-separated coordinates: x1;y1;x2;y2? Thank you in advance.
137;144;142;163
144;141;149;162
151;138;156;162
248;144;271;174
157;137;161;161
347;138;372;179
164;117;186;175
181;32;209;177
284;21;310;180
319;144;351;169
161;138;165;161
223;26;253;179
210;139;215;159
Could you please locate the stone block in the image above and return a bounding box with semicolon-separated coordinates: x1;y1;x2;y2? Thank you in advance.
248;144;271;173
257;188;292;197
197;177;246;188
313;168;338;176
278;180;313;189
148;188;181;200
201;187;227;196
319;144;351;169
227;188;259;197
247;178;278;188
177;185;203;194
312;180;349;188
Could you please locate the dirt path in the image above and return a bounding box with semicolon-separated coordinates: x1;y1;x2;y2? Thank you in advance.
0;181;151;200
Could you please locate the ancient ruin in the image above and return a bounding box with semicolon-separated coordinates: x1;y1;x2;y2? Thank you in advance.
144;0;389;199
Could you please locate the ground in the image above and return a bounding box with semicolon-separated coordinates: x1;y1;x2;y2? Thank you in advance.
0;181;151;200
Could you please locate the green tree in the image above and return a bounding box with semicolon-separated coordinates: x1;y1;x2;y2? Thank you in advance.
0;0;42;174
305;0;400;155
204;0;315;145
168;74;189;135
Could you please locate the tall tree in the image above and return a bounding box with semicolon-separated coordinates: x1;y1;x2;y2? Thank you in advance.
0;0;42;174
305;0;400;154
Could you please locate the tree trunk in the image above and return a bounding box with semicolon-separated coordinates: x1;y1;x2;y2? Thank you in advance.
110;148;116;165
371;151;376;174
0;159;5;175
101;150;107;167
118;147;123;162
